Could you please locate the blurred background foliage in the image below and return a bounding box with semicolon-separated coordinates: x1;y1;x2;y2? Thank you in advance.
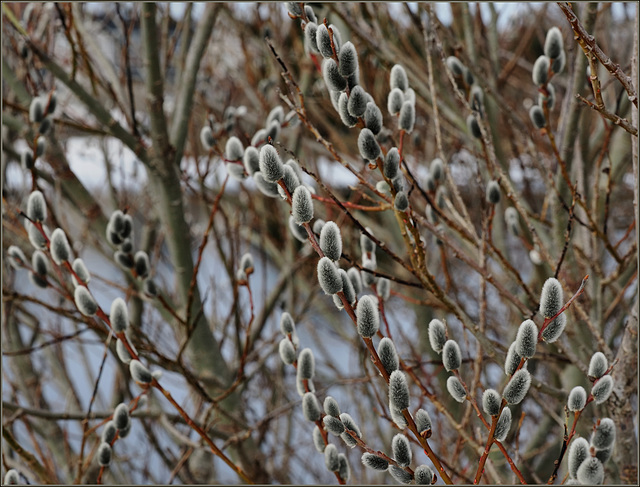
2;2;637;484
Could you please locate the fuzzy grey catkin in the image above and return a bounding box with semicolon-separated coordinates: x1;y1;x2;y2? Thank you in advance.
337;453;350;482
312;220;325;237
324;444;339;472
320;221;342;261
341;431;358;448
503;369;531;405
404;87;416;106
364;102;383;135
296;374;313;397
482;389;502;416
398;101;415;133
143;278;158;297
298;348;315;380
29;270;48;289
258;145;284;183
414;465;434;485
377;277;390;301
292;186;314;224
568;437;589;479
595;447;613;464
279;339;296;364
383;147;400;179
36;138;46;157
515;319;538;359
394;191;409;211
323;395;341;417
98;442;112;467
412;409;431;435
591;375;613;404
464;67;475;85
48;229;70;265
544;27;564;59
240;253;254;273
39;116;52;135
347;85;368;118
101;420;117;445
113;403;129;430
285;2;303;17
265;120;281;143
27;190;47;222
304;21;319;53
110;298;129;333
114;251;134;270
338;270;356;306
251;128;267;147
116;337;133;364
532;55;551;86
442;340;462;371
324;415;345;436
358;128;381;161
591;418;615;450
568;386;587;412
289;216;309;242
27;222;48;250
576;457;604;485
356;295;379;337
266;105;284;125
277;165;301;199
361;453;389;471
21;149;34;170
225;136;244;161
428;319;447;353
199;126;215;150
446;376;466;402
466;114;482;139
378;337;399;375
430;158;444;181
542;309;567;343
29;97;45;123
389;465;414;484
31;251;48;279
494;407;512;442
588;352;608;379
551;50;566;74
130;360;153;384
361;259;377;287
7;245;27;269
312;425;325;453
317;257;342;294
322;58;347;92
470;85;484;112
540;82;556;110
391;434;412;467
387;88;404;115
338;41;358;77
315;24;334;58
75;286;98;316
302;392;321;422
338;92;358;127
486;180;501;204
72;258;90;285
529;105;546;129
505;206;520;234
390;405;407;429
347;267;363;294
254;172;280;198
390;64;409;91
360;230;376;254
389;370;410;411
134;251;150;279
339;413;362;438
446;56;465;76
